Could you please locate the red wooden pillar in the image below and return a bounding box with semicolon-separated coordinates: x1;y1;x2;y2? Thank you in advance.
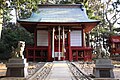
76;51;78;61
84;50;86;61
33;50;35;62
26;28;37;62
90;50;93;61
82;29;85;47
68;31;72;61
48;30;52;61
33;29;37;62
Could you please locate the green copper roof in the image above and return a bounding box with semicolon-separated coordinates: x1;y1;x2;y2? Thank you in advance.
18;4;99;23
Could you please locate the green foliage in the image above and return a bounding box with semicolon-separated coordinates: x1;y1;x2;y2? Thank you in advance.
0;0;12;27
10;0;42;19
2;27;34;47
0;23;34;60
88;0;120;49
59;0;73;4
0;39;12;60
0;0;43;60
59;0;87;4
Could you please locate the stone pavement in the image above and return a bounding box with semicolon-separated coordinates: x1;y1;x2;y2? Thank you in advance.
45;61;75;80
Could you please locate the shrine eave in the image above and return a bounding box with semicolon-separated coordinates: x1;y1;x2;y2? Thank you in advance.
18;21;100;33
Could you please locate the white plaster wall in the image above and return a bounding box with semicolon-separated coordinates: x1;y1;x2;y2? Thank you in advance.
70;30;82;46
37;30;48;46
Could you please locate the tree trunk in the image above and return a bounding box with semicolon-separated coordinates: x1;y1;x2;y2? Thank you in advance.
109;23;112;32
0;9;3;39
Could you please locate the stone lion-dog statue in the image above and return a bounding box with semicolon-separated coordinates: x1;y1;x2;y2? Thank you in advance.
96;43;110;59
12;41;25;59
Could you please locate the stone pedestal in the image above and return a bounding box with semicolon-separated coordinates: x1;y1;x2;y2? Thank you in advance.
6;58;28;77
93;59;114;78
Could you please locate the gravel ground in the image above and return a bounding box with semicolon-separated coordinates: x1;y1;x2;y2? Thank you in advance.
0;62;45;80
0;61;120;80
75;61;120;79
26;62;45;79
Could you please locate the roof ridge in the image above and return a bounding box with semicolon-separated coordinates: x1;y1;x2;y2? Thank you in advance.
38;4;83;8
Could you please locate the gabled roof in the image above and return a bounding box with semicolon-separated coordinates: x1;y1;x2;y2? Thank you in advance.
18;4;100;32
19;4;99;23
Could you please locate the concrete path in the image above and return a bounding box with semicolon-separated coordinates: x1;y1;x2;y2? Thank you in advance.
45;61;75;80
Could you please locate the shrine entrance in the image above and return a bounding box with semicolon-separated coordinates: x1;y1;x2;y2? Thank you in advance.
51;27;68;61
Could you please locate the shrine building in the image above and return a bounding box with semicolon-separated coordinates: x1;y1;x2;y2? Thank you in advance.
18;4;100;62
109;36;120;56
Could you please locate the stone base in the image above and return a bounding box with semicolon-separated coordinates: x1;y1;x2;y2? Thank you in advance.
6;58;28;77
93;59;114;78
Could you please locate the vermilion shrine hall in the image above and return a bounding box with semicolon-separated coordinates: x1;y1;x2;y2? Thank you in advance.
18;4;100;62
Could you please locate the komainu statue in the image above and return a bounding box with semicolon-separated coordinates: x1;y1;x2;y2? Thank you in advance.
12;41;25;59
95;43;110;59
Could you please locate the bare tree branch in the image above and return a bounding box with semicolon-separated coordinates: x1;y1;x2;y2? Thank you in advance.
113;16;120;25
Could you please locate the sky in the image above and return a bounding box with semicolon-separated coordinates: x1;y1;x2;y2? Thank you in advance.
10;9;16;23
